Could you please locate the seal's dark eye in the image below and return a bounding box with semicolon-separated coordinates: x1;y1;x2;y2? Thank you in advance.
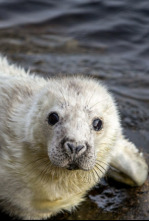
93;118;103;131
48;112;59;126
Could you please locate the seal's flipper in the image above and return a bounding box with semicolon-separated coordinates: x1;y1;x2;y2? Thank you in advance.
108;137;148;186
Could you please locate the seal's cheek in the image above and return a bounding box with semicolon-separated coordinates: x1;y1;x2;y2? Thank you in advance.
48;146;70;168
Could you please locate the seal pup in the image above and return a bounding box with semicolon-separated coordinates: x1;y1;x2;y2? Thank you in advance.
0;57;148;220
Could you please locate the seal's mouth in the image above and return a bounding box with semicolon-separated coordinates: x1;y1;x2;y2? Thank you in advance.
67;163;80;171
66;162;90;171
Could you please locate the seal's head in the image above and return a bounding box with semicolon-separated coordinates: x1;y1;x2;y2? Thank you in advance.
27;76;120;172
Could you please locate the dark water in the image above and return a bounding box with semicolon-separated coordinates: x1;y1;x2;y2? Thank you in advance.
0;0;149;220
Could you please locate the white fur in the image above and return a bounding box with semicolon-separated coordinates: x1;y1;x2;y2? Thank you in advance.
0;57;148;220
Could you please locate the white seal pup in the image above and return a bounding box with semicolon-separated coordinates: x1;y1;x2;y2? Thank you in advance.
0;57;148;220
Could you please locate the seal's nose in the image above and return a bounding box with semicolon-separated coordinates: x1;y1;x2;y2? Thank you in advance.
64;142;87;157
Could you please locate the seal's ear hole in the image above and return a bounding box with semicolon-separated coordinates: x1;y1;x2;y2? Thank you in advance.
48;112;59;126
92;118;103;131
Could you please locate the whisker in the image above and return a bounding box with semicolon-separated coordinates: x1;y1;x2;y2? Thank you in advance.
59;89;67;107
54;81;68;107
96;160;109;167
93;167;102;181
57;99;63;107
86;85;99;108
96;160;112;170
92;168;99;181
95;163;107;173
94;165;104;176
25;158;49;169
91;168;98;183
23;156;52;182
89;97;109;110
60;79;68;107
39;163;51;183
96;161;108;169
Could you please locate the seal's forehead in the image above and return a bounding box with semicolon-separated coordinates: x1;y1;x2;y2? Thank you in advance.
51;77;111;112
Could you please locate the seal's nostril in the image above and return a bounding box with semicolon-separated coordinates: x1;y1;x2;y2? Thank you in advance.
67;143;74;154
76;145;85;154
